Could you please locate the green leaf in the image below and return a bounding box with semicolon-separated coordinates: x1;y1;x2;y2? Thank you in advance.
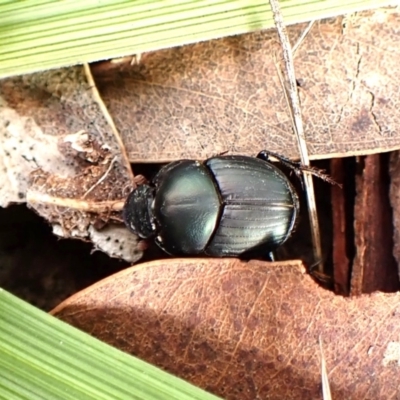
0;288;221;400
0;0;393;78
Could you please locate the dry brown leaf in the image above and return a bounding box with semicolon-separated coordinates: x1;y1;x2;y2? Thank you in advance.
0;66;140;262
93;9;400;163
53;258;400;400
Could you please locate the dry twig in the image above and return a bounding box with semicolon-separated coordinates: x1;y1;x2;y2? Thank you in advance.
268;0;323;271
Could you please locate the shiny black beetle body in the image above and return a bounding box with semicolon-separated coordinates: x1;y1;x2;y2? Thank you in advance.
123;154;299;257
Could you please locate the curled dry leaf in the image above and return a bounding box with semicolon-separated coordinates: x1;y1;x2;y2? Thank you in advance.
93;9;400;162
53;258;400;400
0;106;70;206
95;9;400;162
0;66;140;262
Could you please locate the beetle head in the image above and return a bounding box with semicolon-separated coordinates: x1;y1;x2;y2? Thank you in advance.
123;184;156;239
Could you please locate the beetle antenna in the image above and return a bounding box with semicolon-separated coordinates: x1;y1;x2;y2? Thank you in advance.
257;150;341;187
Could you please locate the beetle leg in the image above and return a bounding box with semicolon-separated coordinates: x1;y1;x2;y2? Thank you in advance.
268;251;276;262
257;150;340;187
258;150;297;165
309;268;333;286
257;150;303;171
257;150;305;189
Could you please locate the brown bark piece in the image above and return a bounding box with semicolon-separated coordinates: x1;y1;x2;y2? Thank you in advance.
331;158;350;295
53;258;400;400
352;154;399;295
93;10;400;163
389;150;400;280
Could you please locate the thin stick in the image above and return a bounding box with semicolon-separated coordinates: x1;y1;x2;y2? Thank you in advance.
268;0;323;271
292;20;315;56
84;63;135;183
82;156;117;199
319;336;332;400
26;191;124;212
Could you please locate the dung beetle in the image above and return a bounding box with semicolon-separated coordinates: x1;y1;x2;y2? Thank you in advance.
123;151;301;257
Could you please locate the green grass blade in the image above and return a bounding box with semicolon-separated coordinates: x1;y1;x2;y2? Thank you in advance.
0;0;393;78
0;288;221;400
